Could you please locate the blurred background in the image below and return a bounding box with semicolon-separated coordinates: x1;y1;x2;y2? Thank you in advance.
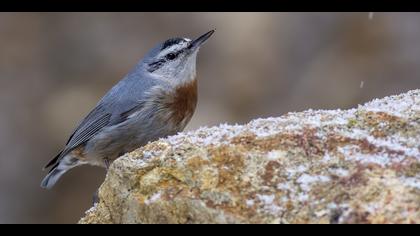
0;12;419;223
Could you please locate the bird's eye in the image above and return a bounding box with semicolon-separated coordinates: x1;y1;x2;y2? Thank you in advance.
166;53;176;60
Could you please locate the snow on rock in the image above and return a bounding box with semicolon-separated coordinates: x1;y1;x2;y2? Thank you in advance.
80;90;420;224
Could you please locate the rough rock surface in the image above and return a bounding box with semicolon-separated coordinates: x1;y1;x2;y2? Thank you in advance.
79;90;420;224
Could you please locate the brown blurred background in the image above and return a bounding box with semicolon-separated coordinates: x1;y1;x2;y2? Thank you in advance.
0;12;419;223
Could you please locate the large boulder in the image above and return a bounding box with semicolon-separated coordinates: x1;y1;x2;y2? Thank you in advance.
79;90;420;224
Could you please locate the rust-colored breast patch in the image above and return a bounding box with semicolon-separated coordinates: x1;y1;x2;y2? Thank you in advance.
168;79;198;126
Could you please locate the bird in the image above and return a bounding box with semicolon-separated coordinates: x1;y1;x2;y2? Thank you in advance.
41;30;215;189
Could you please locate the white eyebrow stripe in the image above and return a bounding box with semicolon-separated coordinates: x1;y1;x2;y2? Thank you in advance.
158;42;189;58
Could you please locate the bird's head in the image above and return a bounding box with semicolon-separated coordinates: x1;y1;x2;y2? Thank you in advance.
141;30;215;85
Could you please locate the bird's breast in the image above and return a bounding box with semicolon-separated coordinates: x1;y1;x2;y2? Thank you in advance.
136;77;198;134
166;79;198;128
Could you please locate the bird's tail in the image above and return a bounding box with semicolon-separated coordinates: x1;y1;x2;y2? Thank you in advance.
41;155;82;189
40;167;67;189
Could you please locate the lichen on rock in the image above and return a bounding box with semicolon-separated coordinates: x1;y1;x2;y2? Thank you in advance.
79;90;420;224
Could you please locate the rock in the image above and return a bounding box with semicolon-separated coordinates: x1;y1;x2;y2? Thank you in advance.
79;90;420;224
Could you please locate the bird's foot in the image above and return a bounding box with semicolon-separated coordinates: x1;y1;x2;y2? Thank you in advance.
92;189;100;205
104;158;110;171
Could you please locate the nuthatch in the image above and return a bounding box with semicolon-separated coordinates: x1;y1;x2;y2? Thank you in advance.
41;30;215;189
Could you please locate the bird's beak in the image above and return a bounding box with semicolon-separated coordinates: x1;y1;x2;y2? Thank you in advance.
188;30;215;51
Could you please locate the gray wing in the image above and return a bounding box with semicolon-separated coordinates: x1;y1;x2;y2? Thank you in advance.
67;99;147;152
43;104;111;169
44;70;157;170
64;104;111;154
44;101;145;170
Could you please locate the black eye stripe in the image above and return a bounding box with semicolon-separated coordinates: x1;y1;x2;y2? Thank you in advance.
147;59;165;72
149;59;165;67
147;49;185;72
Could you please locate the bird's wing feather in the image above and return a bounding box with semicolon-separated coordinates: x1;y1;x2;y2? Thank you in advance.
119;101;147;121
44;73;157;170
65;99;148;154
65;111;111;152
44;100;147;169
44;104;111;169
64;104;108;146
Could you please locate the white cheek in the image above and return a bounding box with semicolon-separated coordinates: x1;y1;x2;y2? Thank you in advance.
151;51;198;86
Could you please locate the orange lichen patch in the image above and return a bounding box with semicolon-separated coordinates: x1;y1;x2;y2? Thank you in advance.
167;79;197;126
230;132;258;146
297;127;325;156
231;130;320;154
211;190;263;222
210;147;245;191
159;167;190;184
357;138;378;153
325;135;353;151
262;161;282;186
134;193;147;204
232;132;295;151
193;146;263;219
363;111;404;126
209;146;245;169
253;134;297;151
326;134;409;160
359;111;409;138
186;155;210;170
199;168;219;190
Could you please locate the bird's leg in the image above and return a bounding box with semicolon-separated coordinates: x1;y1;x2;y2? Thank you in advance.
104;158;110;171
92;158;111;205
92;189;100;205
